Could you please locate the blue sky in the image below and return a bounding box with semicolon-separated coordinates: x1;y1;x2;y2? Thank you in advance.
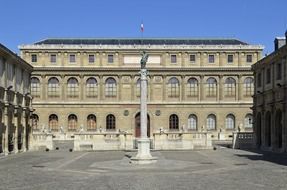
1;0;286;54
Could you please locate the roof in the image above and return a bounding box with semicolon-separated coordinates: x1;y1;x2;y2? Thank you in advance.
34;38;249;46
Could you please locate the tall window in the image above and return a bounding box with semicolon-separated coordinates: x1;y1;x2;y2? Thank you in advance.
31;77;40;98
50;54;57;63
257;73;262;87
69;54;76;63
67;77;79;98
31;54;37;63
68;114;77;131
225;114;235;130
244;114;253;129
88;55;95;63
106;114;116;130
169;114;179;130
168;77;179;97
48;77;60;98
189;54;196;63
227;55;233;63
105;78;117;97
186;78;198;97
136;79;141;97
276;63;282;80
208;54;215;63
206;77;217;97
266;68;271;84
246;54;253;63
31;114;39;130
108;54;114;63
244;77;254;96
49;114;58;131
171;55;177;63
188;114;197;130
86;77;98;98
207;114;216;130
87;114;97;131
225;77;236;96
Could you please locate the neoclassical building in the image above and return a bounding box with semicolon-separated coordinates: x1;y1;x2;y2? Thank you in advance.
0;43;33;155
252;33;287;152
19;38;263;150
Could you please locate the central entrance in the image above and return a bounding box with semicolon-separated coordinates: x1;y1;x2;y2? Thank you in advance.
135;112;150;138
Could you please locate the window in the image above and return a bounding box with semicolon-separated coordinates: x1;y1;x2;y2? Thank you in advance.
227;55;233;63
225;77;236;96
206;77;217;97
244;114;253;129
188;114;197;130
88;55;95;63
257;73;262;87
169;114;179;130
108;54;114;63
208;55;215;63
189;54;196;62
31;54;37;63
31;114;39;130
50;54;57;63
171;55;177;63
48;77;60;98
277;63;282;80
106;114;116;130
86;78;98;98
68;114;77;131
207;114;216;130
186;78;198;97
225;114;235;130
49;114;58;131
87;114;97;131
246;54;253;63
67;77;79;98
266;68;271;84
31;77;40;97
168;77;180;97
105;77;117;97
244;77;254;96
69;54;76;63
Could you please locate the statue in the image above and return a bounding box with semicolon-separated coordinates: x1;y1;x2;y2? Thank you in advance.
140;51;149;69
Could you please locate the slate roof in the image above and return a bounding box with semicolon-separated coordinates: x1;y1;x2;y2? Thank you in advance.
34;38;249;45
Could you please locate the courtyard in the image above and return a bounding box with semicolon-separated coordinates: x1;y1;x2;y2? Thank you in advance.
0;148;287;190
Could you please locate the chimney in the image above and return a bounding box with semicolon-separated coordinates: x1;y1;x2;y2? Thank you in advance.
274;37;286;51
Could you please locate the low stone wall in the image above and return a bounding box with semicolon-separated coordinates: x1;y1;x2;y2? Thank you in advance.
153;131;212;150
232;132;255;149
30;132;53;150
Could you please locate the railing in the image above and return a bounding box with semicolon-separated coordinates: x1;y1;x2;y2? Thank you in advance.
232;132;255;149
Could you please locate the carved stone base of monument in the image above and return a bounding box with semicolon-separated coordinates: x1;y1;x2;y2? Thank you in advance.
130;138;157;164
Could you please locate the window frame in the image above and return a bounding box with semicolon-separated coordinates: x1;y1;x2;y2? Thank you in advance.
31;54;37;63
50;54;57;63
208;54;215;63
171;54;177;64
69;54;76;63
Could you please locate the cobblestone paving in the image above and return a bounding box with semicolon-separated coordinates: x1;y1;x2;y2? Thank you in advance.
0;148;287;190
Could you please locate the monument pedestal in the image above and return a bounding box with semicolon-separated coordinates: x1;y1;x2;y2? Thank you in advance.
130;138;157;164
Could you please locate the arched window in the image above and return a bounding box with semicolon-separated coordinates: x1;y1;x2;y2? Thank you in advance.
225;114;235;130
86;78;98;98
244;114;253;129
265;111;271;147
207;114;216;130
105;78;117;97
87;114;97;131
136;79;141;97
68;114;77;131
48;77;60;98
106;114;116;130
188;114;197;130
30;114;39;130
49;114;58;131
168;77;180;97
67;78;79;98
187;78;198;97
225;77;236;96
206;77;217;97
169;114;179;130
31;77;40;98
244;77;254;96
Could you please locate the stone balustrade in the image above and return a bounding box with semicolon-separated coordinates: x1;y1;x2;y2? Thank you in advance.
232;132;255;149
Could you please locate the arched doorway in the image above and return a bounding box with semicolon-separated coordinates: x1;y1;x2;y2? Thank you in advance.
135;112;150;138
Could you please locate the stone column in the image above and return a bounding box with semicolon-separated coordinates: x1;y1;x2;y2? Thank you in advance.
14;111;18;153
4;108;9;155
22;111;27;152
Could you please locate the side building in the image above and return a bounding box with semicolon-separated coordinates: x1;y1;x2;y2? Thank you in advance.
0;43;33;155
19;38;263;150
252;32;287;152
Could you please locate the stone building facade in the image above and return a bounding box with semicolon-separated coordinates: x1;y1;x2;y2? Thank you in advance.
19;38;263;150
252;33;287;152
0;43;33;155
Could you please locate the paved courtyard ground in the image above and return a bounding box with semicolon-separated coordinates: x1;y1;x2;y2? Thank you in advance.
0;148;287;190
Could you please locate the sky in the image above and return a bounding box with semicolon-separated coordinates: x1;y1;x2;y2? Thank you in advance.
0;0;286;54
